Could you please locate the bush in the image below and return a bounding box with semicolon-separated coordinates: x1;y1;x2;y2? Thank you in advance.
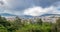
0;25;8;32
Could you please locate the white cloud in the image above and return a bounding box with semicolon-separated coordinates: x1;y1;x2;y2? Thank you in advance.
24;1;60;16
24;6;54;16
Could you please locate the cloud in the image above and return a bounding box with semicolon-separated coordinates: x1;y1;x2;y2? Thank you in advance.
24;6;54;16
23;1;60;16
1;0;60;10
34;0;60;7
0;0;60;16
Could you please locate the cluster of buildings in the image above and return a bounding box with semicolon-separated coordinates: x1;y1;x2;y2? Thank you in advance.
41;16;60;23
5;15;60;23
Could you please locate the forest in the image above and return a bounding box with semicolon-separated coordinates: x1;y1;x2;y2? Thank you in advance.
0;16;59;32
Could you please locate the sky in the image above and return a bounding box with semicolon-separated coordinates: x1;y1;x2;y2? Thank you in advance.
0;0;60;16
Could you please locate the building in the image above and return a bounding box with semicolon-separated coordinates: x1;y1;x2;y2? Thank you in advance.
41;16;60;23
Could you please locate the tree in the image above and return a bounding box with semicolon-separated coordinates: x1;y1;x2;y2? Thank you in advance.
51;23;57;32
0;16;12;32
36;18;43;25
0;16;11;27
0;25;8;32
12;16;22;30
56;18;60;32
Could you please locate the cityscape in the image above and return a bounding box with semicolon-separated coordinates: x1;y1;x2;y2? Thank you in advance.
0;0;60;32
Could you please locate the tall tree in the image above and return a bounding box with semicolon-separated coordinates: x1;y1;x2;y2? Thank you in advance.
56;18;60;32
13;16;22;29
0;16;11;27
36;18;43;25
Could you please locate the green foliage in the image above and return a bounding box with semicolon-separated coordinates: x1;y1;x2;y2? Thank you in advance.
41;23;51;32
12;16;22;30
0;16;11;32
56;18;60;32
0;25;8;32
0;16;58;32
51;23;57;32
0;16;11;27
36;19;43;25
15;22;51;32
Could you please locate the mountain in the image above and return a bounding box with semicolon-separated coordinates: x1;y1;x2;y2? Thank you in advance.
0;13;60;18
40;14;60;17
19;15;34;19
0;13;33;18
0;13;16;16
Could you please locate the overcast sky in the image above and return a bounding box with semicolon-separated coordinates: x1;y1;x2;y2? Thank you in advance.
0;0;60;16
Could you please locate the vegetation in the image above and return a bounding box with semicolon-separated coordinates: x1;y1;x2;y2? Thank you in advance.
0;16;59;32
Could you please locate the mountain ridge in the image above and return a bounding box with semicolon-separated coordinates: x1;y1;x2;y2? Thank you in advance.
0;13;60;18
